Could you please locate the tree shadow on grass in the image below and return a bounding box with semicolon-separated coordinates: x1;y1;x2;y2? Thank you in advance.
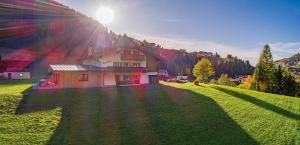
16;88;104;145
15;85;258;145
16;88;62;114
213;86;300;121
128;84;258;145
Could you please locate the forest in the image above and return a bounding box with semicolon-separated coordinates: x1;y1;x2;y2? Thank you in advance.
154;47;254;79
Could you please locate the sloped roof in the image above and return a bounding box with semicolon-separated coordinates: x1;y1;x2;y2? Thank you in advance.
85;38;163;61
49;64;146;72
49;64;102;71
0;60;32;72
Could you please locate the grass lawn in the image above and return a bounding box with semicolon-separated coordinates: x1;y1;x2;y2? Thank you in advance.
0;80;299;145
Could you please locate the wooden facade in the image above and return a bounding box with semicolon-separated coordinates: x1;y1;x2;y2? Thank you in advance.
49;72;103;88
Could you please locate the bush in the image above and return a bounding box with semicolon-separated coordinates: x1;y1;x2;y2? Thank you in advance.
210;79;217;84
217;74;235;86
193;79;200;86
258;82;268;92
242;75;256;90
236;84;244;89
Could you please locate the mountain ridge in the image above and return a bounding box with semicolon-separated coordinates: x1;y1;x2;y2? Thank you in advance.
276;52;300;76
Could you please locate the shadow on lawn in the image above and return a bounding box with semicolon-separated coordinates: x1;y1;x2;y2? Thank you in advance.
213;86;300;121
15;84;258;145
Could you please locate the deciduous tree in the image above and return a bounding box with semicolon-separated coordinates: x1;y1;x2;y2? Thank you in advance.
193;58;214;84
217;74;235;86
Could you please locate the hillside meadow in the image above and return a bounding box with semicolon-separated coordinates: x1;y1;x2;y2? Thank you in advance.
0;80;299;145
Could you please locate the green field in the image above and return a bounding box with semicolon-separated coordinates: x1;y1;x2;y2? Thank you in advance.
0;81;299;145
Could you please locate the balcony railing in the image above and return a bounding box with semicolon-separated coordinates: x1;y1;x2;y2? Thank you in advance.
117;80;140;86
121;54;145;61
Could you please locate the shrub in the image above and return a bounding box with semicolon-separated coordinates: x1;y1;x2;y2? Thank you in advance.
242;75;256;89
217;74;235;86
259;82;268;92
210;79;217;84
193;79;199;86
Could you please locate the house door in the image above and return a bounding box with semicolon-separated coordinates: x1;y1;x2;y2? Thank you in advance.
115;75;120;86
8;73;11;79
68;75;72;88
65;74;72;88
53;73;59;84
98;73;103;87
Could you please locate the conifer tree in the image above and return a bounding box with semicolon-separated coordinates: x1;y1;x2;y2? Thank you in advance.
282;70;297;96
253;44;275;92
274;65;284;94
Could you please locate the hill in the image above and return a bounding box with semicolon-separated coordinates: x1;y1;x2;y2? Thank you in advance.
276;53;300;76
0;80;299;144
0;0;254;79
157;48;254;78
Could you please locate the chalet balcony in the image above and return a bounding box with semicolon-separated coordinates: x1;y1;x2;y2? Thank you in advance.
109;67;147;72
121;54;145;61
117;80;140;86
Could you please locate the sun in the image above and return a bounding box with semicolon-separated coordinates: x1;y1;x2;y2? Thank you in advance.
95;6;114;25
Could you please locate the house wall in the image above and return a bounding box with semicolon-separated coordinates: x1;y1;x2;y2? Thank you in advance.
50;71;103;88
69;72;100;88
140;73;149;84
54;72;64;88
103;72;116;86
146;54;158;72
3;72;30;79
103;72;150;86
48;71;151;88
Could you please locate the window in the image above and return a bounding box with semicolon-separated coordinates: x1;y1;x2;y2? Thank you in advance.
79;74;88;81
113;62;120;67
132;50;139;55
122;75;139;81
135;63;141;67
124;50;131;54
115;62;142;68
124;62;129;67
133;75;139;80
123;75;130;81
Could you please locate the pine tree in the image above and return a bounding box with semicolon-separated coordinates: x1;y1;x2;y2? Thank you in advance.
274;65;284;94
253;44;275;92
282;70;297;96
193;58;214;84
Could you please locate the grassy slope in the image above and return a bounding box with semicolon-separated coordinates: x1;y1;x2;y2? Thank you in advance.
0;81;60;145
0;81;299;145
166;82;300;145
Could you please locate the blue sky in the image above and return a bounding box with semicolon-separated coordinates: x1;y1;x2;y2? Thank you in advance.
58;0;300;64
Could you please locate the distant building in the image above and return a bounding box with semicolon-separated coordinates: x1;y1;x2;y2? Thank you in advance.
176;75;188;80
158;69;169;79
0;59;32;80
230;75;247;84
